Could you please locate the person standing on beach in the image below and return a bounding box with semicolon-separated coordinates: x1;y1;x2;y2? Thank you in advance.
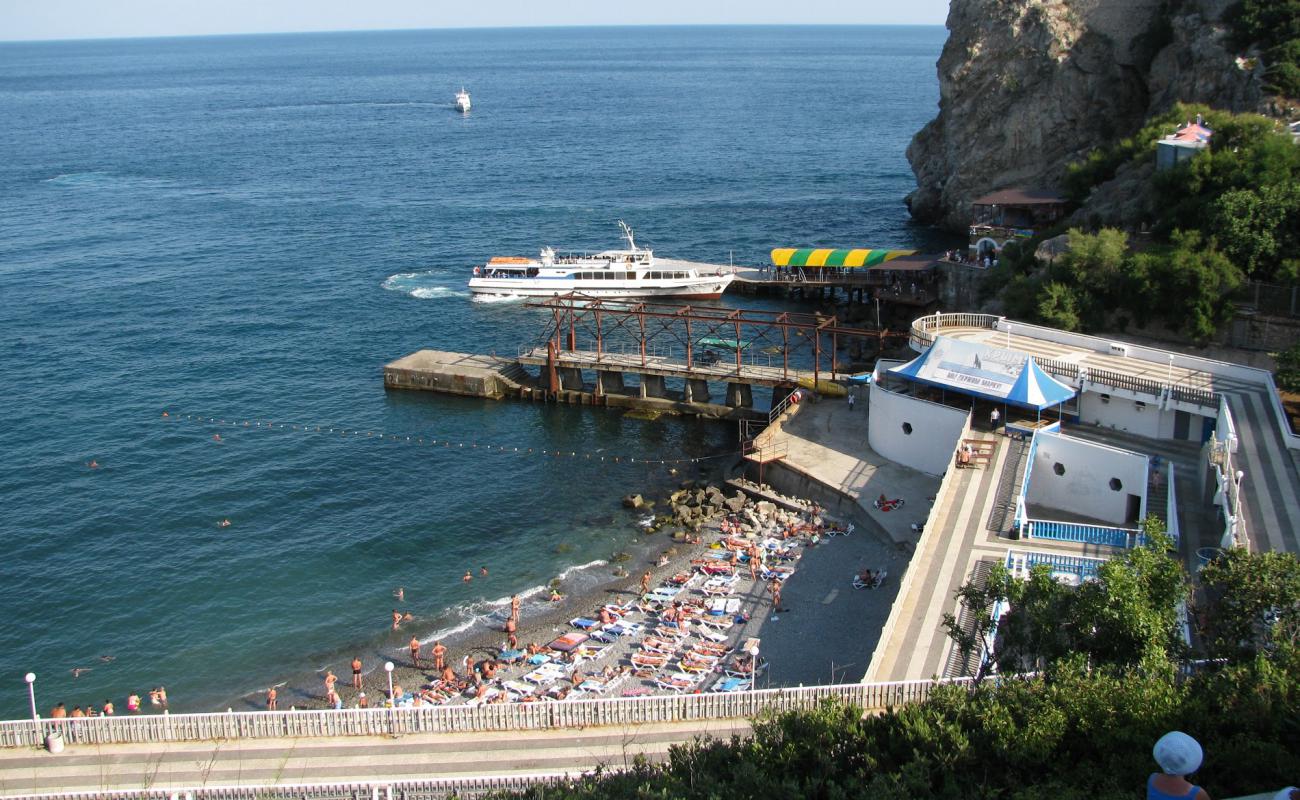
769;579;783;613
323;670;337;700
510;594;521;623
266;687;277;710
351;656;363;689
505;618;518;650
409;636;421;668
432;640;447;671
640;570;652;596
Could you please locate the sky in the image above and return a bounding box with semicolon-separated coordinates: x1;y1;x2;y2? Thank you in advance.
0;0;951;42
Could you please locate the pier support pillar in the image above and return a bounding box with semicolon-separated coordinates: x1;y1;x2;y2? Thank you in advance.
641;374;667;399
558;367;585;392
726;382;754;408
685;379;710;404
596;370;625;397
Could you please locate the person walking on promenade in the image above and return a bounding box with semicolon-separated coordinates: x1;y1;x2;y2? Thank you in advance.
266;687;277;710
432;640;447;671
847;393;855;412
990;407;1001;431
351;656;363;689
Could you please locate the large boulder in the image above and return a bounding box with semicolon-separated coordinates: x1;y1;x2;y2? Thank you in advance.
622;494;645;509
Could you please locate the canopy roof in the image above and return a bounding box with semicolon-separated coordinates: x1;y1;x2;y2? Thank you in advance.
771;248;916;268
889;335;1075;410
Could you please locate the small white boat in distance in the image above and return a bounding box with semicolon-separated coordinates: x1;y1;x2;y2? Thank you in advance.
468;222;734;301
454;88;471;113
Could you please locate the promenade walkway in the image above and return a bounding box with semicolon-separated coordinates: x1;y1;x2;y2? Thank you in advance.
0;720;749;797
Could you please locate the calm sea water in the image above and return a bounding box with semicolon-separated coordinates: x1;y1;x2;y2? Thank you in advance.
0;25;944;716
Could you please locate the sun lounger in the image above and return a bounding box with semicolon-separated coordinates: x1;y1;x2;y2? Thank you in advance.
725;656;768;678
698;563;734;576
707;597;741;616
497;648;526;663
655;672;705;692
502;680;535;696
548;632;589;652
698;615;734;631
852;570;888;590
643;588;680;605
522;663;568;685
630;652;668;670
692;641;731;657
696;626;730;643
590;621;644;642
712;676;752;692
640;636;678;654
570;617;601;630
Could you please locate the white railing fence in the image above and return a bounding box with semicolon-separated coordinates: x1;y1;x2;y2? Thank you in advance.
0;678;974;750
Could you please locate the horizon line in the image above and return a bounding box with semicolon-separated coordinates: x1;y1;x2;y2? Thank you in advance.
0;21;947;46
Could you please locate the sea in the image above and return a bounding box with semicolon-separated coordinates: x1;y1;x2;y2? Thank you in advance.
0;25;946;717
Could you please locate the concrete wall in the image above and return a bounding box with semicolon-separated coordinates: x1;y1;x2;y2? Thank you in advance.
868;379;969;477
1028;431;1148;525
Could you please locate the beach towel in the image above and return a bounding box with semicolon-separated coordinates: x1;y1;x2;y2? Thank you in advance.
548;632;589;652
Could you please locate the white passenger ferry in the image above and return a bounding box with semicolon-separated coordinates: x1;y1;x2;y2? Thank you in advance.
467;223;734;300
454;88;471;113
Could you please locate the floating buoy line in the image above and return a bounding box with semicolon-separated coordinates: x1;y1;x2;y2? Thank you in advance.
161;411;742;466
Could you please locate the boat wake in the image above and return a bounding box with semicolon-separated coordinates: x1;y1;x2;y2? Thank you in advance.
381;271;470;300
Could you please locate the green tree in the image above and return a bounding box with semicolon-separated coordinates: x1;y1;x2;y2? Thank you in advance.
1036;281;1082;331
1128;231;1243;340
1275;343;1300;392
1197;548;1300;660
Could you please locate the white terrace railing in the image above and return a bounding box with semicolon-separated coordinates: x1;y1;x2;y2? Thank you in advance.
0;678;973;750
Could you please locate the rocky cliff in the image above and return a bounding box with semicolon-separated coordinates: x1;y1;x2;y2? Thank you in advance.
906;0;1267;232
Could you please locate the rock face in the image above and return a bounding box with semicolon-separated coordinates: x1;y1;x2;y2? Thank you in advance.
907;0;1267;232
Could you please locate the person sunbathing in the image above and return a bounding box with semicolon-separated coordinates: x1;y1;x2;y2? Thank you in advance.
858;569;875;584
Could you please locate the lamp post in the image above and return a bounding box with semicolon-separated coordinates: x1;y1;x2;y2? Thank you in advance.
23;672;38;746
383;661;395;706
1167;354;1175;386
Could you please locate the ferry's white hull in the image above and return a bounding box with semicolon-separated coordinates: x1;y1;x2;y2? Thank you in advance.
468;275;733;300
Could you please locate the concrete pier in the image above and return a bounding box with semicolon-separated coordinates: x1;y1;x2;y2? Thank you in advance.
384;349;767;420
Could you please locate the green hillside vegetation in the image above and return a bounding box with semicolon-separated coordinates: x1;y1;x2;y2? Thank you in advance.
491;529;1300;800
1003;104;1300;340
1226;0;1300;97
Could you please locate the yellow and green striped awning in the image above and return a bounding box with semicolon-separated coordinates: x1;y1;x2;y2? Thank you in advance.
770;248;917;268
